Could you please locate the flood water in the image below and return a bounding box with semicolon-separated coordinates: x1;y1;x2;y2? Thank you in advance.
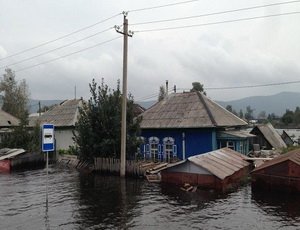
0;165;299;230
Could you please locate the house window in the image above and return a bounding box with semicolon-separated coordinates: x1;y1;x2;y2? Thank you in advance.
163;137;175;162
149;137;159;161
227;141;235;150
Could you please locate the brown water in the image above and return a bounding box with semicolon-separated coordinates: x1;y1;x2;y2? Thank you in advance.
0;165;299;230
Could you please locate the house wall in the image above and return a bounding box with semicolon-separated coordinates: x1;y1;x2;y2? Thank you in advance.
55;129;75;150
251;161;300;193
140;128;215;160
162;163;249;191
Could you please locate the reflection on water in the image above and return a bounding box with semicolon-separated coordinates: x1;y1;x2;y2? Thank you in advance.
0;166;299;230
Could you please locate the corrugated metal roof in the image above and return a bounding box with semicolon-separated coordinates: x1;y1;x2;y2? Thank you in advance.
252;149;300;173
29;99;82;127
219;130;256;138
188;148;249;180
140;92;247;129
251;123;287;149
0;109;20;127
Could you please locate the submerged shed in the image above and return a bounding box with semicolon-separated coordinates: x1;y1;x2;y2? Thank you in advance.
251;149;300;193
160;148;250;191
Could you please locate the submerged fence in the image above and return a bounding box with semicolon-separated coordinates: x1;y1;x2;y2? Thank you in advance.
94;158;146;177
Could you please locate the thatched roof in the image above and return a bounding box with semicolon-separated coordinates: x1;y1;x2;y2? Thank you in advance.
140;92;247;129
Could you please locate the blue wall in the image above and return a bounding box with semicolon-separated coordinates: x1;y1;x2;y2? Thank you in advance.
140;128;215;160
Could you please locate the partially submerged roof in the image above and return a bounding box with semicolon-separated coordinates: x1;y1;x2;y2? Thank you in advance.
0;109;20;127
188;148;249;180
250;123;287;149
140;92;247;129
30;99;82;127
0;148;26;160
252;149;300;173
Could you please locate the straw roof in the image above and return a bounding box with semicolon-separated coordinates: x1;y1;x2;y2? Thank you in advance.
140;92;247;129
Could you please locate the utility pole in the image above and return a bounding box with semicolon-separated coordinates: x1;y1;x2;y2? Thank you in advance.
115;12;133;177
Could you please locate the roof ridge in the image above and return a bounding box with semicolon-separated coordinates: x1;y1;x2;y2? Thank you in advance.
196;92;217;126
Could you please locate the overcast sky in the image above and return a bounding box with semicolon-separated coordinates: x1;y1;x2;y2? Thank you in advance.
1;0;300;103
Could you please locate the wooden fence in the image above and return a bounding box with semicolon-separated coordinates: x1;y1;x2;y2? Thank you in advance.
94;158;146;177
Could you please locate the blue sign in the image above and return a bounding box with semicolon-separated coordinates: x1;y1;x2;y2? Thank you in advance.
42;124;54;152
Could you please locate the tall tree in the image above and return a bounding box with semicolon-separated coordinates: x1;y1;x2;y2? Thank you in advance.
0;68;29;119
158;85;166;101
73;78;141;162
190;82;206;95
244;106;254;120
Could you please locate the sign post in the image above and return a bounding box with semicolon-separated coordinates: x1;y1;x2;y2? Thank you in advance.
42;124;54;204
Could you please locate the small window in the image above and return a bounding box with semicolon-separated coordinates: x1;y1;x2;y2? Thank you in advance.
227;141;235;150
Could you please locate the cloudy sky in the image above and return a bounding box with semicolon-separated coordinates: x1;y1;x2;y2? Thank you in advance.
1;0;300;103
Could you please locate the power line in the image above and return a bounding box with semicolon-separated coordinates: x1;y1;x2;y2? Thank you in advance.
134;11;300;33
0;27;113;70
15;36;122;73
131;0;300;25
0;13;122;62
128;0;198;13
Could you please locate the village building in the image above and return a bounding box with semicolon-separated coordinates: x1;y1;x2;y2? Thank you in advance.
29;99;82;151
159;148;250;192
139;91;253;161
251;149;300;193
250;123;287;150
0;109;20;143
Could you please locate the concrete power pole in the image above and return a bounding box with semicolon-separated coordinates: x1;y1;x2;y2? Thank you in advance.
116;12;133;177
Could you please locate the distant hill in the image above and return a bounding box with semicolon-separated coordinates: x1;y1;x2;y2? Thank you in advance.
217;92;300;117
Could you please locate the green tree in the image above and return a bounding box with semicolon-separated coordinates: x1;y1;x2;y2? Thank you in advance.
158;85;166;101
281;109;294;125
226;105;233;112
239;109;244;119
190;82;206;95
73;78;141;162
0;68;29;120
244;106;254;120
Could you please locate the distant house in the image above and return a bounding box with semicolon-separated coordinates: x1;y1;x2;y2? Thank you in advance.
139;91;252;162
250;123;287;150
160;148;250;192
251;149;300;193
0;109;20;143
29;99;82;150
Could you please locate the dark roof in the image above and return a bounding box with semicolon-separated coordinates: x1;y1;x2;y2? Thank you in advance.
250;123;287;149
30;99;82;127
188;148;249;179
140;92;247;129
0;110;20;127
252;149;300;173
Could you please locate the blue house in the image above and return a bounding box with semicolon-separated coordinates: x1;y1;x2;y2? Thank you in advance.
139;91;253;162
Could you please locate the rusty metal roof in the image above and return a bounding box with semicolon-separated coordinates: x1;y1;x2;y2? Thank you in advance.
188;148;249;180
30;99;82;127
250;123;287;149
0;109;20;127
252;149;300;173
140;92;247;129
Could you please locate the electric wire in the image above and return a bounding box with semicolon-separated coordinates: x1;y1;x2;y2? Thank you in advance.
15;36;122;73
0;27;113;70
134;11;300;33
0;13;122;61
131;0;300;25
128;0;199;13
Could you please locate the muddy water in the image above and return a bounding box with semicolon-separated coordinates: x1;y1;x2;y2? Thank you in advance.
0;166;299;229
